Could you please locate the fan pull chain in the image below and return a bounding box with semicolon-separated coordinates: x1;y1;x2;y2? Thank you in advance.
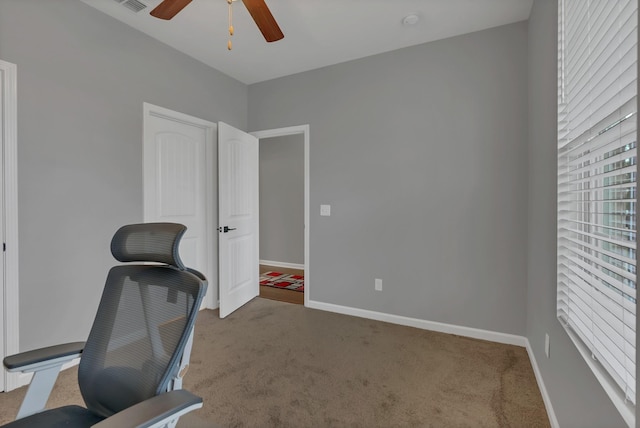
227;0;234;50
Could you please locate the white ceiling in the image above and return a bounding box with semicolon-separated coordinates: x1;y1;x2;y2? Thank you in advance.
82;0;533;84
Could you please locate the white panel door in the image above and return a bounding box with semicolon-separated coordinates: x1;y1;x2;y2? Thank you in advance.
218;122;259;318
143;104;216;308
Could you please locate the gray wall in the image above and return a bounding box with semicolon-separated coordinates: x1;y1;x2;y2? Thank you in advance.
526;0;627;426
249;22;529;335
0;0;247;352
259;135;305;265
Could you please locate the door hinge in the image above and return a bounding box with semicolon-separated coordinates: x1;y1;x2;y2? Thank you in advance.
3;243;6;252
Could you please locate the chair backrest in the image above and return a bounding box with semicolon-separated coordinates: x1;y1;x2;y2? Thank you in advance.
77;223;207;418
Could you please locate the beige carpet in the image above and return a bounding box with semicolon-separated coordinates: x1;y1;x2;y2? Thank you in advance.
0;298;549;427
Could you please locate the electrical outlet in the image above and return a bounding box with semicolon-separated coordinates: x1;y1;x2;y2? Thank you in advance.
375;278;382;291
545;333;550;358
320;204;331;216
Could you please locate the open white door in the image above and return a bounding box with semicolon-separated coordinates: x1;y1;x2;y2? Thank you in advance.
218;122;259;318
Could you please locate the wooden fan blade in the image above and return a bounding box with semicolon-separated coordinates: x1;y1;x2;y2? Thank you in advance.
242;0;284;42
150;0;192;20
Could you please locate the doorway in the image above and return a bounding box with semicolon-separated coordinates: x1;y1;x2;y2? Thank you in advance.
143;111;309;314
252;126;309;307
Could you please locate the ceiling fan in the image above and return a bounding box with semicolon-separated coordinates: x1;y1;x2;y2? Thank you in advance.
149;0;284;46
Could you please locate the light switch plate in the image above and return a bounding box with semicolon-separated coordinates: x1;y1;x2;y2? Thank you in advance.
320;204;331;216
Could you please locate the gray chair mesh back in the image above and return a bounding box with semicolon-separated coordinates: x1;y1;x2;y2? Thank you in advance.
77;223;206;418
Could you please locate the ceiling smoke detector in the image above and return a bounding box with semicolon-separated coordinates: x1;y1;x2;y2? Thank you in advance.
402;14;420;26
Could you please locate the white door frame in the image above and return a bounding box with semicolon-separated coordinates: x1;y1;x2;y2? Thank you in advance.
251;125;309;307
1;60;20;391
143;103;217;310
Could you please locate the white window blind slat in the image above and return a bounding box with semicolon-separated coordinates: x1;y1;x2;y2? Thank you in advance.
560;234;636;266
591;8;634;74
562;240;637;283
559;226;636;263
595;301;633;349
566;219;635;244
557;1;637;424
563;3;638;142
562;255;635;302
565;128;636;163
592;335;636;398
566;18;628;99
593;324;633;383
563;284;636;384
565;127;636;165
559;86;637;151
566;61;636;141
562;227;636;250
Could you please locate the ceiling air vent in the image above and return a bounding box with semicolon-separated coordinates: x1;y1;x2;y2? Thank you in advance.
122;0;147;13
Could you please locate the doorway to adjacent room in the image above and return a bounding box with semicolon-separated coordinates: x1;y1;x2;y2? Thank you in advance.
253;126;309;306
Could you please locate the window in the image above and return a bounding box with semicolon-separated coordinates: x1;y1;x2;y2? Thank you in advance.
557;0;637;425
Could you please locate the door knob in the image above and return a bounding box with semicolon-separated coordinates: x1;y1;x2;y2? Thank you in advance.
219;226;237;233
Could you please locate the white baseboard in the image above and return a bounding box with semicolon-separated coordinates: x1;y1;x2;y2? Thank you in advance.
259;260;304;270
16;358;81;389
306;299;527;346
526;340;560;428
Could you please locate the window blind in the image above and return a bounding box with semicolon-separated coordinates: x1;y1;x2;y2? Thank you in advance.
557;0;638;424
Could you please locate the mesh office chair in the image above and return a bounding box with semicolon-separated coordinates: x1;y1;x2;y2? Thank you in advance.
2;223;208;428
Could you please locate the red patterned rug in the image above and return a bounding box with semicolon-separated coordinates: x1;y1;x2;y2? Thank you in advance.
259;271;304;292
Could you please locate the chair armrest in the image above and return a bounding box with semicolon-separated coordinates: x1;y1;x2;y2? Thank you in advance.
3;341;85;372
91;390;203;428
6;341;86;419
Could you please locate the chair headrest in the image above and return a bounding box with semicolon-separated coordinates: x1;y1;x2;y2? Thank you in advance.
111;223;187;270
